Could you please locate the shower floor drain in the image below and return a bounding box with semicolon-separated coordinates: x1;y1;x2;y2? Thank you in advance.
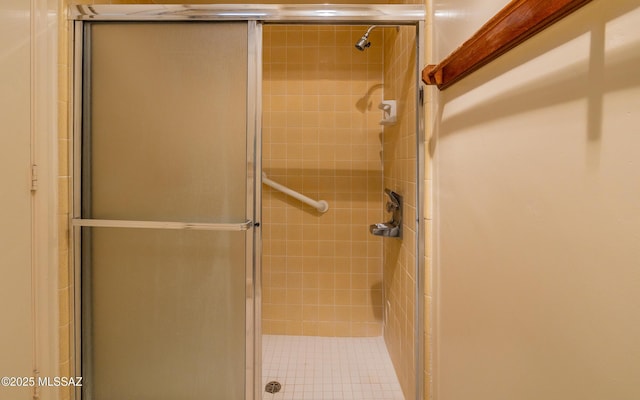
265;381;282;394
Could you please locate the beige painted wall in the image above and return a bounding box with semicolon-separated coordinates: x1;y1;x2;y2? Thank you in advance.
432;0;507;57
0;3;35;397
1;1;59;399
432;1;640;399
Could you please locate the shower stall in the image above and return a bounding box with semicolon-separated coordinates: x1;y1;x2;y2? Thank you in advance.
69;5;425;400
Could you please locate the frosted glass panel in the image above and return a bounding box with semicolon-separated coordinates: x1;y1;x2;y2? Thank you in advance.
86;228;246;400
85;22;248;223
81;21;252;400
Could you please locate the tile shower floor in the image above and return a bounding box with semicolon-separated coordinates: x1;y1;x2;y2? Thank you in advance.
262;335;405;400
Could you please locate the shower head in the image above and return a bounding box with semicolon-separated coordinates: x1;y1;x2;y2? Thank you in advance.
355;35;371;51
355;25;377;51
354;25;400;51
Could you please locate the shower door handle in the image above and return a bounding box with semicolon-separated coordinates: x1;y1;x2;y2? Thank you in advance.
72;218;253;231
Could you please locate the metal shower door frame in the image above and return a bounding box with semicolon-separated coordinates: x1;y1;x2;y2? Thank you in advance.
70;19;261;400
69;5;425;400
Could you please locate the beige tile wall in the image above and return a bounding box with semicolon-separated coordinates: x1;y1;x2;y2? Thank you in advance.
382;24;419;400
57;2;70;399
262;25;385;337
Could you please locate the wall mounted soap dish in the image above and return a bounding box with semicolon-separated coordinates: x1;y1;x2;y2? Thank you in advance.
379;100;397;125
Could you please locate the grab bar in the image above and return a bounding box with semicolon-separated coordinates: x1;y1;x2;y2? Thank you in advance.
262;172;329;213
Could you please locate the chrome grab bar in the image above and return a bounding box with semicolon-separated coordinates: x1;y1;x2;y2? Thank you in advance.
72;218;252;231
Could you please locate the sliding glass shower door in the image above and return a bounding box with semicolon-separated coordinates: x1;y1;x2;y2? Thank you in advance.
74;22;259;400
